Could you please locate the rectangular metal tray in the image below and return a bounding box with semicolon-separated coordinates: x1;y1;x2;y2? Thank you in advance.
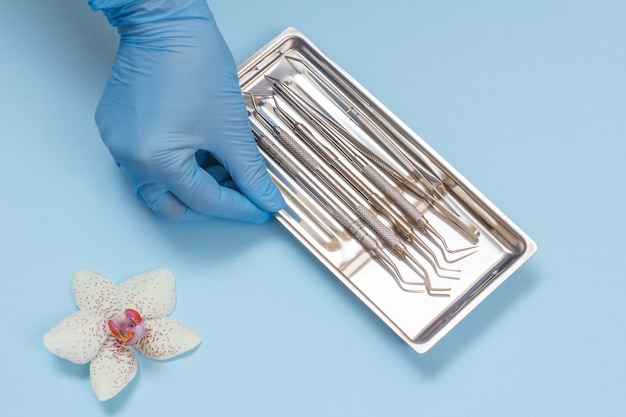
238;27;537;353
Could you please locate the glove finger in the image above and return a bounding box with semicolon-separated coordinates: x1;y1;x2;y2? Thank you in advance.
197;152;237;189
213;126;285;213
203;163;231;186
205;71;285;213
165;157;274;224
201;163;238;191
138;184;211;222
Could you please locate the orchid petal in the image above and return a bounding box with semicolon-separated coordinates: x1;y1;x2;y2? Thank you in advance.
43;310;109;364
72;270;121;318
134;317;201;360
90;337;137;401
118;269;176;320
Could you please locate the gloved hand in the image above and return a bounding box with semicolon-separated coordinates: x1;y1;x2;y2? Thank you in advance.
89;0;285;222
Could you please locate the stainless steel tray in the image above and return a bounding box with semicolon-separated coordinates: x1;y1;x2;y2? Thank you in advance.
238;27;537;353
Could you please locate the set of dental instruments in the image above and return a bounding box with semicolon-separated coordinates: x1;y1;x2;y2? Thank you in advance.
243;60;482;297
237;28;536;352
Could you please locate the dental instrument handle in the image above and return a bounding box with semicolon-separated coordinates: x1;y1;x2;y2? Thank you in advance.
275;124;408;254
268;120;445;290
254;131;422;293
361;164;425;226
270;77;479;243
354;205;401;250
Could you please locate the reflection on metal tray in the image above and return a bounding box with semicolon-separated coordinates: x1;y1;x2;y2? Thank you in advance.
238;27;536;353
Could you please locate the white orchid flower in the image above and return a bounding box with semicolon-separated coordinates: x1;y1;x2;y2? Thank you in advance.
43;269;201;401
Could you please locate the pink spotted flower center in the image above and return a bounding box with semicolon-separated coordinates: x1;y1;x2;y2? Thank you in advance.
108;308;147;345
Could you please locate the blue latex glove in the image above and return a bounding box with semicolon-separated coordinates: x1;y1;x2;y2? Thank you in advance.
89;0;285;222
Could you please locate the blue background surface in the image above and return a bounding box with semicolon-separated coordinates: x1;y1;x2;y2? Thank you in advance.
1;1;625;416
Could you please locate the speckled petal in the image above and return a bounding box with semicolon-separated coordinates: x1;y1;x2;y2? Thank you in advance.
134;317;201;360
90;337;137;401
43;310;109;364
118;269;176;320
72;270;122;318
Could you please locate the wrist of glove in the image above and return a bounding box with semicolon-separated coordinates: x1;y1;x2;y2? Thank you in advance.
89;0;208;33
